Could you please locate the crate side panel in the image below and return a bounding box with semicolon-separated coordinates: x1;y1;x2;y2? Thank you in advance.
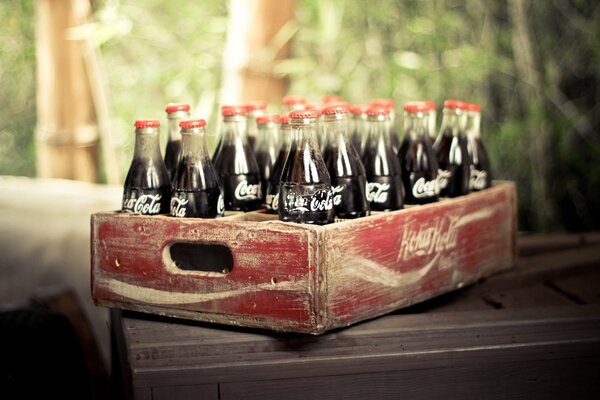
92;215;318;330
324;183;516;328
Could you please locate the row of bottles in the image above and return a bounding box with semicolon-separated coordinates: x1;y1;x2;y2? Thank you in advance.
121;97;491;226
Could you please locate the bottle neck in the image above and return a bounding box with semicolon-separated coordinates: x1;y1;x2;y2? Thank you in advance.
167;110;190;141
134;127;162;160
439;108;467;137
403;112;426;140
368;116;392;147
290;119;318;151
466;111;481;138
221;115;248;145
324;116;349;148
255;122;278;151
180;127;209;160
279;125;292;150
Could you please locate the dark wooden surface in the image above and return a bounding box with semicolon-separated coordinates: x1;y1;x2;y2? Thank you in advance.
112;233;600;399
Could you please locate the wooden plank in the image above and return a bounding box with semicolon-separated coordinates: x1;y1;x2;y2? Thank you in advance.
152;384;218;400
220;358;600;400
549;270;600;305
117;305;600;388
481;283;576;309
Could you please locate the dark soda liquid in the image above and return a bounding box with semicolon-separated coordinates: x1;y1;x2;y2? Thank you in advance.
398;135;439;204
390;126;401;154
323;145;369;219
363;143;404;211
122;158;170;214
434;129;471;197
468;137;492;191
265;148;288;213
213;144;262;211
255;149;275;203
164;139;181;181
279;182;333;225
171;156;224;218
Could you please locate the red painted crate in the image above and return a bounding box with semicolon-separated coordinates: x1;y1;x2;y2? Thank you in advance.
91;181;517;334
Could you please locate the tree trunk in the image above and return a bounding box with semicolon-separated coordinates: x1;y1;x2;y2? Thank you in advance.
35;0;99;182
220;0;297;106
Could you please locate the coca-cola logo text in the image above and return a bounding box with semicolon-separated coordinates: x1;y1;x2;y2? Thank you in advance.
398;216;459;261
234;180;260;201
437;169;451;190
469;166;488;190
367;182;390;204
332;185;344;206
217;193;225;214
266;191;279;210
123;194;163;215
285;189;333;213
412;177;439;199
170;197;189;217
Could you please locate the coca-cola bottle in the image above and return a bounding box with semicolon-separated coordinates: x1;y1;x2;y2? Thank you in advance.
424;100;438;140
433;99;471;197
398;102;439;204
122;120;170;215
321;94;346;106
212;105;243;163
279;110;334;225
255;114;279;203
363;107;405;211
282;95;307;112
370;98;400;154
265;115;291;213
245;100;267;150
349;104;370;157
322;105;369;220
164;103;191;182
466;103;492;191
170;119;224;218
212;106;262;211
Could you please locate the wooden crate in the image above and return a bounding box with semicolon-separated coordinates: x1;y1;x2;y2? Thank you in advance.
91;181;517;334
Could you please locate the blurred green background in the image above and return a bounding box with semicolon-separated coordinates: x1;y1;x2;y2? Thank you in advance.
1;0;599;232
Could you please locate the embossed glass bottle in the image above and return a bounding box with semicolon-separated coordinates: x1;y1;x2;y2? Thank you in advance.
212;106;262;211
171;119;224;218
466;103;492;191
322;104;369;220
363;107;405;211
265;115;291;213
245;100;267;151
398;102;439;204
279;110;333;225
433;99;471;197
370;98;400;154
122;120;170;215
164;103;191;181
255;114;279;204
349;104;370;157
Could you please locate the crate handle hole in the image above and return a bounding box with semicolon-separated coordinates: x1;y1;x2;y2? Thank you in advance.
167;242;233;274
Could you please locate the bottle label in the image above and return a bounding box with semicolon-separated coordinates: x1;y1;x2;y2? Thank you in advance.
412;177;439;199
366;182;391;204
332;185;344;206
469;166;488;191
170;196;189;217
234;180;261;201
437;169;451;191
284;188;333;213
265;189;279;211
169;189;224;218
122;189;169;215
217;193;225;215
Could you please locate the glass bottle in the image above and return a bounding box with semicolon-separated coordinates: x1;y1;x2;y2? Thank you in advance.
398;102;439;204
282;95;307;112
349;104;370;157
433;99;471;197
363;107;405;211
170;119;224;218
279;110;333;225
122;120;170;215
164;103;191;182
466;103;492;191
212;106;262;211
265;115;292;213
254;114;279;203
245;100;267;151
322;104;370;220
370;98;400;154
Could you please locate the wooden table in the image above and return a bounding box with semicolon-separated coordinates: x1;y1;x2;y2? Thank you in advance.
111;234;600;400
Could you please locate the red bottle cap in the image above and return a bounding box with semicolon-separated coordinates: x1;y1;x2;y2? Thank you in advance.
278;115;290;125
289;110;319;119
221;105;247;116
423;100;437;111
322;104;350;115
322;95;345;104
282;95;307;106
366;106;391;116
370;98;395;109
256;114;279;124
467;103;481;112
443;99;469;110
244;100;267;112
165;103;191;113
349;104;370;115
179;119;207;129
135;119;160;128
403;102;430;113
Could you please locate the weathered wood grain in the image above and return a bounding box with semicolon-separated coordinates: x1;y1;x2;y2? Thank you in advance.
92;182;517;333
